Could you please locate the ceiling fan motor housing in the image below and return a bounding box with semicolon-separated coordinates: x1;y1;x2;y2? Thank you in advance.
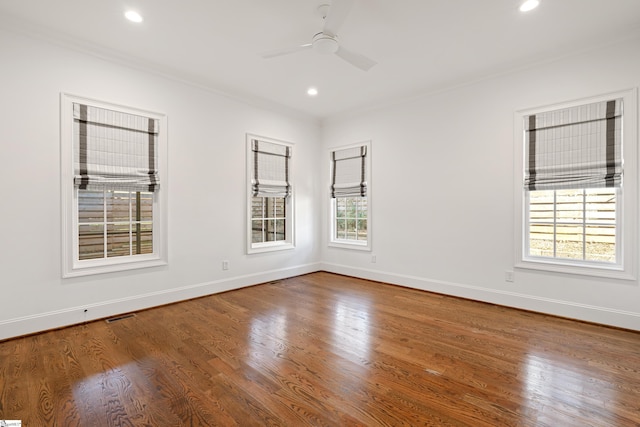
312;32;339;54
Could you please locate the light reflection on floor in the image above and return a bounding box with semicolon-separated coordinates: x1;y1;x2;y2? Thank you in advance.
522;352;615;421
71;360;156;417
248;308;289;366
332;297;372;360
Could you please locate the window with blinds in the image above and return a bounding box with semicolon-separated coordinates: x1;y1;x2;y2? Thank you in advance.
61;94;167;277
246;135;294;253
524;99;621;265
329;142;371;250
515;89;637;278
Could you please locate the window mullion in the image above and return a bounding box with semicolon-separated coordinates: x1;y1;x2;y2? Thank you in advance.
103;190;108;259
356;198;359;240
582;190;587;260
553;190;557;258
129;191;134;256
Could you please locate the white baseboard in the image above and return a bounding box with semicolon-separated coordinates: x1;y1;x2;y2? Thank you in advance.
3;261;638;341
0;263;321;341
320;262;640;331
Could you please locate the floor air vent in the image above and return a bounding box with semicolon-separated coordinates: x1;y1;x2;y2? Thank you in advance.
105;313;136;323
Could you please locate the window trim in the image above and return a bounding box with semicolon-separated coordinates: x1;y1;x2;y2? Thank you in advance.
513;89;637;280
61;93;168;278
246;134;295;254
328;141;372;252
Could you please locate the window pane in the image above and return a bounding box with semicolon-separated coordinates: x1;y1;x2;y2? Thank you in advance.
585;225;615;262
556;189;583;224
357;219;367;240
528;188;617;263
346;219;357;240
252;220;264;243
529;190;554;223
266;220;276;242
336;198;346;219
251;197;286;244
334;197;368;242
275;219;285;241
265;197;275;219
252;197;264;219
336;219;346;239
346;198;356;217
586;189;616;225
107;223;131;258
357;198;367;218
132;192;153;222
79;224;104;260
529;223;554;257
78;190;104;223
555;225;584;259
133;222;153;255
274;197;285;218
107;191;130;222
262;197;286;219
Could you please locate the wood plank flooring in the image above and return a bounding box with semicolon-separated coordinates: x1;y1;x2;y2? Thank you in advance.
1;271;639;426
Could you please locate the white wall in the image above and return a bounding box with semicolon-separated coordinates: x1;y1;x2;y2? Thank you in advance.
0;28;322;340
1;26;639;341
321;36;640;331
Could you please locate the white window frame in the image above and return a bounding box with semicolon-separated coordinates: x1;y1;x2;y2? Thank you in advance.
513;89;637;280
61;93;168;278
246;134;295;254
329;141;372;251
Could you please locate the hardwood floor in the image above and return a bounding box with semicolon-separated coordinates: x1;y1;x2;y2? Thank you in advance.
1;272;639;426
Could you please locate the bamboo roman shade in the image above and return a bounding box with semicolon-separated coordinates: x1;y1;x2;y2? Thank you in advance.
251;139;291;198
331;145;367;198
73;103;159;192
524;98;622;191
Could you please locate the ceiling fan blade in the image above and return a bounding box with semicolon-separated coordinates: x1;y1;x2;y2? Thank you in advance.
323;0;355;37
335;45;377;71
262;44;312;59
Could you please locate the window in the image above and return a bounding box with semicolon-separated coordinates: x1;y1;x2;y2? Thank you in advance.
329;142;371;250
251;196;286;243
78;190;153;260
247;135;294;253
515;89;637;279
528;188;617;262
61;94;167;277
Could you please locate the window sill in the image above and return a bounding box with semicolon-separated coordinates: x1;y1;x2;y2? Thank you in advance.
248;241;294;254
516;258;635;281
329;240;371;251
64;255;167;278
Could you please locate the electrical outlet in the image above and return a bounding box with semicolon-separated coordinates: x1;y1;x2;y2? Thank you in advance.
222;260;229;271
371;255;377;263
505;270;514;282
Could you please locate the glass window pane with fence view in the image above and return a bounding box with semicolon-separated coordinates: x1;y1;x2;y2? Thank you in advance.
251;197;286;243
528;188;616;262
78;190;153;260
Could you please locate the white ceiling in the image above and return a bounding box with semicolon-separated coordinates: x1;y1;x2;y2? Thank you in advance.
2;0;640;120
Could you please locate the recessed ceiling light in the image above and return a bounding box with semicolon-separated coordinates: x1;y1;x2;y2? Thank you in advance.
125;10;143;23
519;0;540;12
307;87;318;96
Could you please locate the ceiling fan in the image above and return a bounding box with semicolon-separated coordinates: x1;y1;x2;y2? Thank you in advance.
262;0;377;71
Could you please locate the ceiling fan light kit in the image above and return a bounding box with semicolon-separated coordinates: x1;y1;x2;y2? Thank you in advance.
312;33;339;54
262;0;377;71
